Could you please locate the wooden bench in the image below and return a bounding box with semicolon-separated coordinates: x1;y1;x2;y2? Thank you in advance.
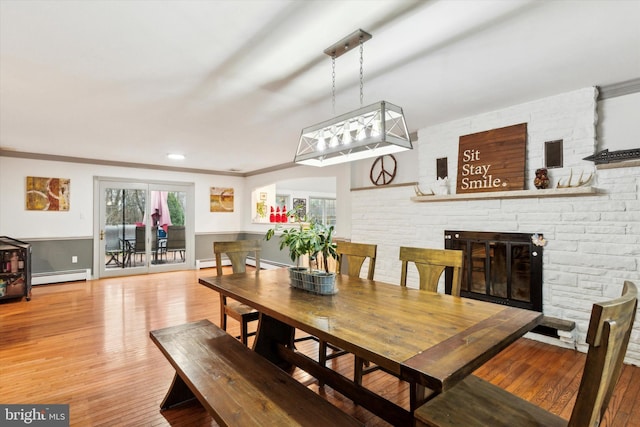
150;319;363;427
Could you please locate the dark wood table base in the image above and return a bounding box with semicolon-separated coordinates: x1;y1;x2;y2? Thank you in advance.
255;313;414;427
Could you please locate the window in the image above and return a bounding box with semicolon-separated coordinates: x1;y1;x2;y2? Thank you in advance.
275;194;290;210
308;197;336;226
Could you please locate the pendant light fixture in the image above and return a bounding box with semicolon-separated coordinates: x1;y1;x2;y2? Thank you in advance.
294;29;412;167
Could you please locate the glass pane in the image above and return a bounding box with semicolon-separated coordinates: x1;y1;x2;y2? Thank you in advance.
511;244;531;302
104;188;146;269
308;197;336;227
161;191;187;265
275;194;289;210
469;242;486;293
489;242;508;298
450;239;471;292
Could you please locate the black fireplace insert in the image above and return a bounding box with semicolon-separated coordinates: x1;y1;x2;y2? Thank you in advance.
444;230;543;312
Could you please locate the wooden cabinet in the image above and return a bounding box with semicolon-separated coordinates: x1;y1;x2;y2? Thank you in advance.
0;236;31;301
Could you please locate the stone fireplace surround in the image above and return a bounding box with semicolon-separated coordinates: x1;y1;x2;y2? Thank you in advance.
350;87;639;365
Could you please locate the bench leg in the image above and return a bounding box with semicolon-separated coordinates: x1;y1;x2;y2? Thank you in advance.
160;372;196;410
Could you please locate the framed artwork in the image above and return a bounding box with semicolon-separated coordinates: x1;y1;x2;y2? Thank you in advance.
256;201;267;219
545;139;563;169
436;157;448;179
292;197;306;220
26;177;70;211
210;187;234;212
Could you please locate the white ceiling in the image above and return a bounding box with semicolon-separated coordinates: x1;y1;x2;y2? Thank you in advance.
1;0;639;174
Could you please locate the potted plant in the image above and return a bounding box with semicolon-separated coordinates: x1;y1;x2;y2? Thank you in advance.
265;206;337;294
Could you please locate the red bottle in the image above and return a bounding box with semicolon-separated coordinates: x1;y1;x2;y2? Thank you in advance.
282;206;288;223
275;206;281;223
269;206;275;223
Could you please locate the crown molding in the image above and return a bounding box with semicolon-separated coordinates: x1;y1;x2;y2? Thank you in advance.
0;149;301;177
598;78;640;100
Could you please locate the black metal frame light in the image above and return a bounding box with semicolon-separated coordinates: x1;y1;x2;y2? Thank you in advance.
294;29;412;167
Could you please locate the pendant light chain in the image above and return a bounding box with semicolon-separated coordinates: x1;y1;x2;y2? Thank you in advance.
331;54;336;115
295;29;412;167
359;37;364;107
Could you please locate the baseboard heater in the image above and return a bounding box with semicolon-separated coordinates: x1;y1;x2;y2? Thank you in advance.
32;268;92;285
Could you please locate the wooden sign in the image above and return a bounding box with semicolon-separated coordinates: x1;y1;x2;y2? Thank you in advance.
456;123;527;194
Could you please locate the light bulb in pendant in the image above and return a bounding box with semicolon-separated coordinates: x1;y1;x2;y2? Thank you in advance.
316;132;326;151
330;125;339;147
356;116;366;140
342;120;351;145
371;115;381;136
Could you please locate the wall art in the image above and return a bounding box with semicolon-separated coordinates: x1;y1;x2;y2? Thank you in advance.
210;187;234;212
456;123;526;194
26;177;70;211
292;197;306;220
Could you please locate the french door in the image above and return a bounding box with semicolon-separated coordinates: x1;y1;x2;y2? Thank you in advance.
94;178;194;278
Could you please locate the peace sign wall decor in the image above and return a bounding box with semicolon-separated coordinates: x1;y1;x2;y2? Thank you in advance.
369;155;397;186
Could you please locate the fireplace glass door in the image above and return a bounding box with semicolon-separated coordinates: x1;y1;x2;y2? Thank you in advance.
446;231;542;311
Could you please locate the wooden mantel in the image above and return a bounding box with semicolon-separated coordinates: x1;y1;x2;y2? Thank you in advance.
411;186;597;202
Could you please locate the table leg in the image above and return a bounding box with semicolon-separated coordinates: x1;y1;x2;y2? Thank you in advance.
252;313;295;370
411;383;425;410
277;344;414;426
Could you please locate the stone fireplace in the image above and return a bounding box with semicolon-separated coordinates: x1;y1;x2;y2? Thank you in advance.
444;230;543;312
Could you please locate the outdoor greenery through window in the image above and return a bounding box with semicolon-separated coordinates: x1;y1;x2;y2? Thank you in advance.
103;188;187;270
105;189;186;226
308;197;336;227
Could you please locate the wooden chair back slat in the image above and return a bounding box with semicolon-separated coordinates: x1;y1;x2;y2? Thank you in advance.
336;241;377;280
213;240;261;276
399;247;463;296
569;280;638;427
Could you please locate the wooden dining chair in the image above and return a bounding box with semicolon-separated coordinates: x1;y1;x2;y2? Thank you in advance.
415;280;638;427
335;241;377;279
399;246;464;296
213;240;261;346
316;242;377;384
355;246;464;385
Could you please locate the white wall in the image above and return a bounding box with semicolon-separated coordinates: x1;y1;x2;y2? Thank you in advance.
350;148;419;189
0;157;247;238
350;87;640;365
598;91;640;151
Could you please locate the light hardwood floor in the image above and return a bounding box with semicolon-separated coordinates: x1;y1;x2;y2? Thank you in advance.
1;270;638;426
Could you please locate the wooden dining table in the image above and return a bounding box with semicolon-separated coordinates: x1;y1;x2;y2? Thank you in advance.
199;268;542;426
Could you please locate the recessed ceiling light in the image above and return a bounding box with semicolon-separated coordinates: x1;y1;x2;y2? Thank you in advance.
167;153;185;161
